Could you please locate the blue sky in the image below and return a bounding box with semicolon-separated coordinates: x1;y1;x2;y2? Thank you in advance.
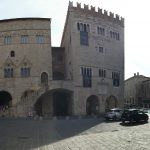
0;0;149;79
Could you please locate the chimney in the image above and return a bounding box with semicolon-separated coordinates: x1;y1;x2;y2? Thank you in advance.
134;73;136;76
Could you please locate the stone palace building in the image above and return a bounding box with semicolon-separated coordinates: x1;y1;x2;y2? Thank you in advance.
0;2;124;117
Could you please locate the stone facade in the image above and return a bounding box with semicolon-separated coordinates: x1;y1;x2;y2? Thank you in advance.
0;2;124;117
61;2;124;114
0;18;52;117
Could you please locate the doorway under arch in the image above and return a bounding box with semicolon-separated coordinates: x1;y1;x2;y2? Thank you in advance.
86;95;99;115
34;89;73;117
105;95;118;111
0;91;12;108
53;90;72;116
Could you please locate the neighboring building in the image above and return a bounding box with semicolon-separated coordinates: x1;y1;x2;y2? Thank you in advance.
124;73;150;108
0;2;124;117
140;80;150;108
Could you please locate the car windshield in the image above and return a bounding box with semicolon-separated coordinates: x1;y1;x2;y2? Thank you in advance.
110;109;122;112
142;109;150;113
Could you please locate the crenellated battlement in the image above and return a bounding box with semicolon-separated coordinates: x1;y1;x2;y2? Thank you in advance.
68;1;124;26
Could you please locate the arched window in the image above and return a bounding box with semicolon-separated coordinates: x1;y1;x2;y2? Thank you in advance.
41;72;48;85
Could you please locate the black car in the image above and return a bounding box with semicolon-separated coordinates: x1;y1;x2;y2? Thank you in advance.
121;108;149;124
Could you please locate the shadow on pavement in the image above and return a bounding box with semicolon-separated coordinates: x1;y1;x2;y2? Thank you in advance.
119;121;148;127
0;116;105;150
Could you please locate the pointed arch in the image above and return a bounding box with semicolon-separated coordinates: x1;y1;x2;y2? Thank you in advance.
86;95;99;115
105;95;118;111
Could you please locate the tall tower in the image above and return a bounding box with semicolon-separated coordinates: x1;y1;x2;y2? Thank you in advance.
61;2;124;115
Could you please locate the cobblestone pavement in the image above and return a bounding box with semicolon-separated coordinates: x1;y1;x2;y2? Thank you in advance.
1;117;150;150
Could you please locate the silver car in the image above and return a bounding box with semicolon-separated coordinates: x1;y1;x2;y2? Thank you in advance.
105;108;123;121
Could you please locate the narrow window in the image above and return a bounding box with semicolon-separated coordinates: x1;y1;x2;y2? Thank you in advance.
77;22;80;31
118;33;120;40
97;27;99;34
84;24;87;32
87;24;90;32
21;35;29;44
4;36;11;44
36;35;44;44
99;47;103;53
99;69;106;78
81;67;92;87
80;23;84;31
80;31;88;46
4;68;14;78
102;28;105;36
21;68;30;77
112;72;120;87
10;51;15;57
110;31;112;38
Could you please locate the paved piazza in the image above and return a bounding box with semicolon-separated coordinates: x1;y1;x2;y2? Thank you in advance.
0;117;150;150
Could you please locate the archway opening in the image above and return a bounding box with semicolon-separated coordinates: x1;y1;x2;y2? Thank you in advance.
86;95;99;115
34;89;73;117
53;91;71;116
0;91;12;109
105;95;118;112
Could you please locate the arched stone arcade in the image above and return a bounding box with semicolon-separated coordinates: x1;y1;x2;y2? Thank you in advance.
86;95;99;115
34;89;73;117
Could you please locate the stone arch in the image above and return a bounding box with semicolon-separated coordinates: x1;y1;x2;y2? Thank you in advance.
34;88;73;117
86;95;99;115
41;72;48;86
105;95;118;112
0;91;12;108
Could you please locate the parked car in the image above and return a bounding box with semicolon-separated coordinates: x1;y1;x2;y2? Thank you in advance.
105;108;123;121
140;108;150;118
121;108;149;124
